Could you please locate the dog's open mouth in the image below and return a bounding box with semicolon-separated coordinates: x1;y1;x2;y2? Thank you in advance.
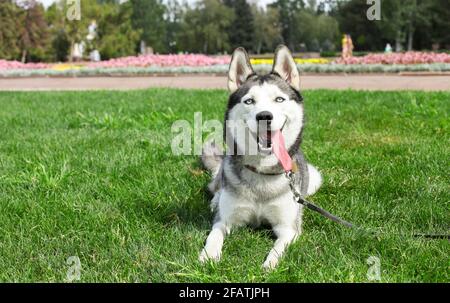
257;129;273;152
256;119;287;154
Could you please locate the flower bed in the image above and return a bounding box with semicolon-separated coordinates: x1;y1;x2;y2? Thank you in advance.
1;53;450;77
87;54;231;68
335;52;450;65
2;63;450;78
0;59;50;70
251;58;330;65
0;54;331;72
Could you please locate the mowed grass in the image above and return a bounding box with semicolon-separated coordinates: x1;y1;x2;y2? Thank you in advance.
0;88;448;282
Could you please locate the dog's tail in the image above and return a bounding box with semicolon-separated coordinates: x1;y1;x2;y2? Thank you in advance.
201;140;223;178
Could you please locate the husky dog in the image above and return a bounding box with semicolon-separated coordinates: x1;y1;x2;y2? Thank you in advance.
200;45;322;269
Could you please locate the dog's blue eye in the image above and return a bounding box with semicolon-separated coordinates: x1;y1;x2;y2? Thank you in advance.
243;98;255;105
275;97;285;103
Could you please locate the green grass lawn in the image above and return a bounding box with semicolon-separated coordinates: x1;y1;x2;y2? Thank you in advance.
0;89;448;282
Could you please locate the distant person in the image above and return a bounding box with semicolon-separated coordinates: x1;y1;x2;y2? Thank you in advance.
342;34;354;59
385;43;393;53
72;42;83;62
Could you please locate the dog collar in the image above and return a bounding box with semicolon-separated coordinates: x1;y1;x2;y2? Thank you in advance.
244;161;298;176
244;165;285;175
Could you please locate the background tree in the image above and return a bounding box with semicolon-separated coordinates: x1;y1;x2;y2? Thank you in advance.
165;0;184;53
292;8;316;51
427;0;450;49
44;0;141;61
251;4;282;54
1;0;448;62
315;12;340;51
223;0;255;51
17;0;50;62
97;2;141;59
334;0;383;51
179;0;233;54
270;0;305;51
333;0;446;52
376;0;433;51
130;0;167;53
0;0;22;60
45;1;69;61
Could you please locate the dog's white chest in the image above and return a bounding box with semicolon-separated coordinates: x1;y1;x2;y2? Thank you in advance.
217;186;300;228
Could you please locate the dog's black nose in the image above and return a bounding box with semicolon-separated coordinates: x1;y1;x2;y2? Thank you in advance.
256;111;273;122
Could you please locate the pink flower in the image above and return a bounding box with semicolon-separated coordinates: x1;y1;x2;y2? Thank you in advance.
0;54;232;70
87;54;231;68
0;60;51;70
334;52;450;65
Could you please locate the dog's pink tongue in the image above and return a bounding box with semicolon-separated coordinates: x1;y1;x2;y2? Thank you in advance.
271;130;292;172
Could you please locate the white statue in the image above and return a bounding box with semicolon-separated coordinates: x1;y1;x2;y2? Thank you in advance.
87;20;97;41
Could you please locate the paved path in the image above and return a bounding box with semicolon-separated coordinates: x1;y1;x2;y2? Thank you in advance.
0;75;449;91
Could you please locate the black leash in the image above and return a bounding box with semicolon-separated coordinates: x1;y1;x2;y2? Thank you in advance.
285;171;449;240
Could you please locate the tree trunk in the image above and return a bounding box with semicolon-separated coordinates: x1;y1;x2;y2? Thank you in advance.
257;40;262;54
21;50;27;63
407;24;414;51
395;30;403;52
69;41;74;62
407;0;417;51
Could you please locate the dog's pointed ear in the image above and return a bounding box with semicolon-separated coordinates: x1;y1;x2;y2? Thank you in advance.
272;45;300;91
228;47;254;93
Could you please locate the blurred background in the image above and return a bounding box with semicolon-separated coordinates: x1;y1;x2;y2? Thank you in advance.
1;0;449;64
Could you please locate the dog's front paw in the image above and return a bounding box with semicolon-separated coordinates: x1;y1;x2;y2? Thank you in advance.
199;248;221;263
262;255;279;271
